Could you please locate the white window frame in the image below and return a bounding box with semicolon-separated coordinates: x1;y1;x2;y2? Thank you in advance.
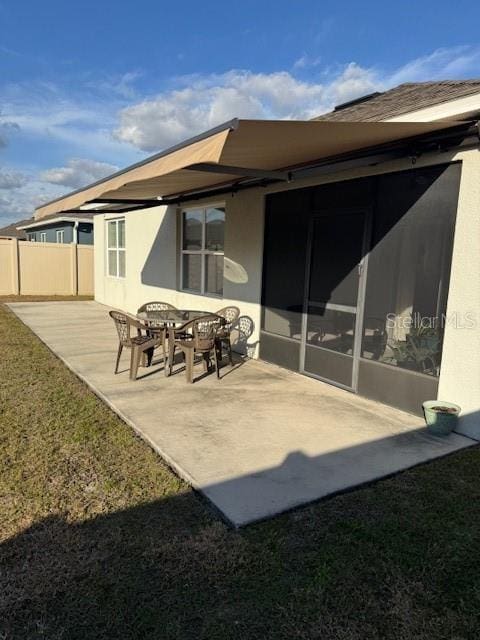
28;234;36;242
39;232;47;243
106;218;126;278
56;229;65;244
180;203;225;297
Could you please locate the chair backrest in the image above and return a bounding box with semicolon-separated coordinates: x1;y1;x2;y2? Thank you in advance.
215;306;240;328
235;316;254;339
192;315;222;351
229;315;254;352
137;301;177;313
109;310;133;347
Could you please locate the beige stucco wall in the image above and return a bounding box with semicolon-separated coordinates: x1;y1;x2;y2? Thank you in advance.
94;194;265;356
94;146;480;436
437;150;480;438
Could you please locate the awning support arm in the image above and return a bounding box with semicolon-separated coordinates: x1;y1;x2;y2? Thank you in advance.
62;202;162;214
87;198;160;205
186;163;292;182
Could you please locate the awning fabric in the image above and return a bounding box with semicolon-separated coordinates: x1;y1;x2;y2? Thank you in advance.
35;118;465;219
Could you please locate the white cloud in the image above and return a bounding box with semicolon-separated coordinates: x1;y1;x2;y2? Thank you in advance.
113;65;377;151
40;158;119;189
1;44;478;225
293;54;322;70
0;79;132;224
0;157;118;225
0;170;27;189
0;119;20;148
0;179;64;222
113;45;480;152
0;80;141;163
86;71;143;100
387;46;480;87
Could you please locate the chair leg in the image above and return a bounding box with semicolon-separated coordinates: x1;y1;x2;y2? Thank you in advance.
169;343;176;376
184;349;194;383
213;344;220;379
146;346;154;367
202;352;210;372
130;346;143;381
227;339;234;366
115;343;123;374
162;339;167;368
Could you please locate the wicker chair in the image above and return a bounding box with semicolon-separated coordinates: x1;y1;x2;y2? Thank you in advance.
215;306;240;366
137;301;177;313
137;301;178;335
109;310;166;381
175;315;223;383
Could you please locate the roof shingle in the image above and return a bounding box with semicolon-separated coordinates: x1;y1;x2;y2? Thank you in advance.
0;217;33;239
314;80;480;122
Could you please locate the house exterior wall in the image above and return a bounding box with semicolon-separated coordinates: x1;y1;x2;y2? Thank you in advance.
78;223;94;245
94;194;264;357
26;221;93;244
94;146;480;436
437;152;480;438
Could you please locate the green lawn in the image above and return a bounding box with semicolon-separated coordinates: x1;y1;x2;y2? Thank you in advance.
1;301;479;639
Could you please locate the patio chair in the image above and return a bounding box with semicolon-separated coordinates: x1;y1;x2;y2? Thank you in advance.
175;315;223;383
137;301;178;334
229;315;255;357
109;310;166;381
137;301;177;313
215;306;240;366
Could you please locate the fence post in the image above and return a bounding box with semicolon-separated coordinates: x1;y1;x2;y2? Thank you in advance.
71;243;78;296
11;238;20;295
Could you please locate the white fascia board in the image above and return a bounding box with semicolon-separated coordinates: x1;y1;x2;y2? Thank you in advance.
385;93;480;123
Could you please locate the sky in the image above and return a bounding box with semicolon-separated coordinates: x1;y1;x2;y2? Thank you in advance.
1;0;480;225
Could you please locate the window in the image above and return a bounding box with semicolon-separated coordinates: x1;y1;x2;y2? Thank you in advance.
28;234;35;242
39;232;47;242
107;219;126;277
181;206;225;296
56;229;65;243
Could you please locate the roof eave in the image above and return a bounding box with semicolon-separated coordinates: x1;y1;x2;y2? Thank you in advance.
18;216;94;230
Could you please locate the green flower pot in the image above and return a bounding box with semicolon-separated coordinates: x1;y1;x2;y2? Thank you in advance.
423;400;461;436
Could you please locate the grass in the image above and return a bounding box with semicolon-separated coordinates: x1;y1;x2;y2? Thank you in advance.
1;301;479;639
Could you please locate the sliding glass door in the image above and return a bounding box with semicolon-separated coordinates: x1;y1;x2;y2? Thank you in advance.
261;163;461;414
301;210;369;390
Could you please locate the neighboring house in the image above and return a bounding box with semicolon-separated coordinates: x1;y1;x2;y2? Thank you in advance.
0;217;33;240
32;80;480;439
17;212;94;244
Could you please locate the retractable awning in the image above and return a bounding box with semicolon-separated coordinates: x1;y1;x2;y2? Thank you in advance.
35;118;475;219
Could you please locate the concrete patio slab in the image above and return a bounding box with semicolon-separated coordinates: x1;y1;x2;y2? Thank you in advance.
8;301;476;526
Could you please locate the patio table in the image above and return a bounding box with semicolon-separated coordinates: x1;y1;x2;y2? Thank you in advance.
136;309;225;376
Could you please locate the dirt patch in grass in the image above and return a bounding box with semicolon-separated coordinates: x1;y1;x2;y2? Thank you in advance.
1;303;479;639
